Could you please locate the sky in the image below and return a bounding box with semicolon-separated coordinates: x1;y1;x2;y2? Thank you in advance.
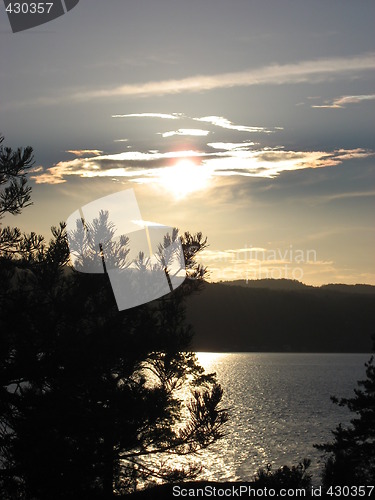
1;0;374;285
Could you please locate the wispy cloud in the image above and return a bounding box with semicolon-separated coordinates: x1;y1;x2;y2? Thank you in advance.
315;190;375;203
66;149;103;157
68;53;375;100
113;111;273;135
208;142;257;150
112;112;183;119
160;129;210;138
93;150;208;162
311;94;375;108
199;248;267;263
194;116;279;133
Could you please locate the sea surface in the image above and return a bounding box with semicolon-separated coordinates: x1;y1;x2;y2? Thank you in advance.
191;352;371;484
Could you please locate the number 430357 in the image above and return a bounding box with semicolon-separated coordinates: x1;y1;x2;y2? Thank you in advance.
6;3;54;14
326;485;374;497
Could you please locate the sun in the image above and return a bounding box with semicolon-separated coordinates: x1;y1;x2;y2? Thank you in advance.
157;159;211;199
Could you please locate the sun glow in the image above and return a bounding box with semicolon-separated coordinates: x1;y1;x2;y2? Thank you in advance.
157;159;211;199
196;352;227;370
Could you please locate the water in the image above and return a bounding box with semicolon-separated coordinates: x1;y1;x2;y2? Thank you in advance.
193;352;371;484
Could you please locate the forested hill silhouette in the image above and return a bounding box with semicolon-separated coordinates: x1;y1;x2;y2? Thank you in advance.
222;278;375;294
222;278;312;291
185;280;375;352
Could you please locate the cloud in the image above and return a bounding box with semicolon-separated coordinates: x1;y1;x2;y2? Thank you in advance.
68;53;375;101
32;145;374;186
160;129;210;138
203;148;365;178
94;150;208;162
311;94;375;108
113;111;271;135
208;142;257;150
193;116;279;133
199;248;267;263
33;160;153;185
315;189;375;203
112;113;183;119
32;158;91;185
66;149;103;157
31;150;210;184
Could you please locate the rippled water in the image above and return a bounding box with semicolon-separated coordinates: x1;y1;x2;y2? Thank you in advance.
194;352;371;484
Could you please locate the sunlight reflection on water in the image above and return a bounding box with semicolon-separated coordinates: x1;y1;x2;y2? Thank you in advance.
194;352;371;483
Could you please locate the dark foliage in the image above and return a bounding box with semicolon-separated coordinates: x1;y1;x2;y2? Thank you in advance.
253;459;312;491
0;230;228;499
0;139;228;499
0;135;34;219
315;353;375;487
